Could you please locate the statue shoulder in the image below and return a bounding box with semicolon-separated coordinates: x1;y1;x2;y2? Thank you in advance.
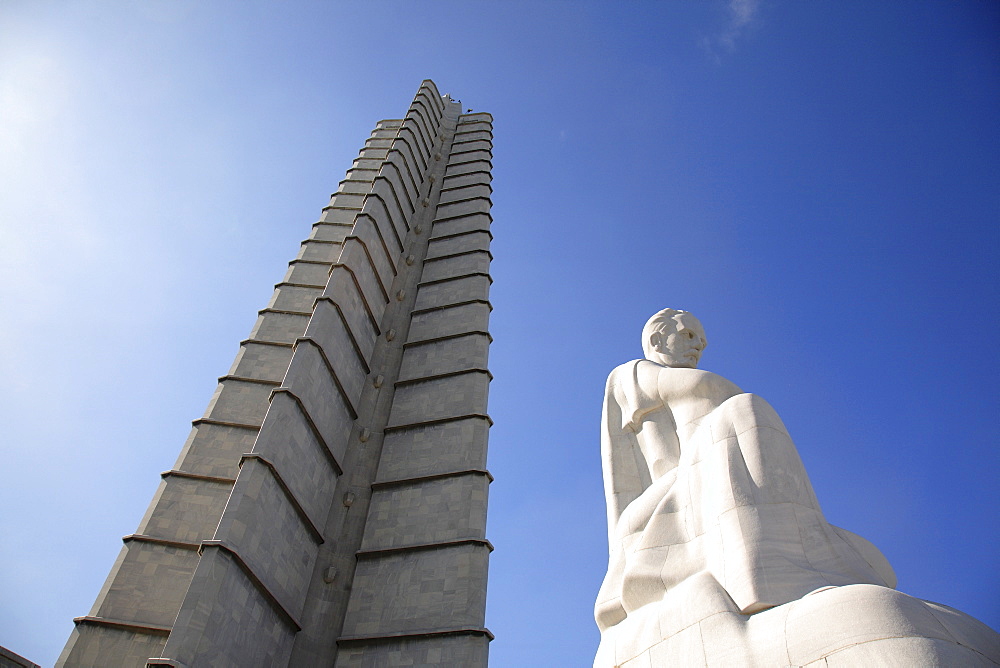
606;360;666;427
606;359;661;391
656;366;743;402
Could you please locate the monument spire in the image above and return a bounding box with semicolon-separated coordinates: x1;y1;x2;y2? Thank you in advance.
59;80;495;667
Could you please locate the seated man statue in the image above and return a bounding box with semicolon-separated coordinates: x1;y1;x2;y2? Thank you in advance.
595;308;999;667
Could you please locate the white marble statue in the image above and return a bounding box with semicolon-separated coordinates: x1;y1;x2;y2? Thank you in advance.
595;308;1000;667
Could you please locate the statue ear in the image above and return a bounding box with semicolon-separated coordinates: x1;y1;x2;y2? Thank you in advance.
648;331;662;352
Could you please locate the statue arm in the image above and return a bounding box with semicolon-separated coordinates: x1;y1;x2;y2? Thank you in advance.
601;364;650;548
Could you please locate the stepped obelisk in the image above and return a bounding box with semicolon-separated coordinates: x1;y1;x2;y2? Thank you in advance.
58;80;494;667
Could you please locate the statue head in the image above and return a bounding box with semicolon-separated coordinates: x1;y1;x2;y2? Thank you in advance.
641;308;707;368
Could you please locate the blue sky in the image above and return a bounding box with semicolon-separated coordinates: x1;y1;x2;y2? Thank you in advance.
1;2;997;666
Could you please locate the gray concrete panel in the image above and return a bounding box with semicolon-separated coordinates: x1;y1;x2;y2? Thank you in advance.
440;171;492;190
413;274;491;312
267;284;323;313
449;139;493;154
337;180;374;195
160;548;296;668
436;197;491;220
341;543;490;636
426;230;492;259
320;206;361;224
368;179;410;246
420;252;491;284
444;159;491;178
59;625;167;668
408;302;492;343
450;130;492;143
283;260;332;287
228;341;294;381
95;543;198;628
300;305;370;402
297;239;343;264
350;218;397;295
439;183;492;204
358;196;404;253
376;417;491;482
281;344;357;462
361;474;490;550
212;462;319;612
250;393;341;530
389;371;491;427
319;268;379;356
336;633;489;668
248;311;311;344
136;477;232;544
337;241;389;320
376;157;416;215
446;150;492;166
398;333;491;382
430;214;492;240
202;378;273;425
173;422;259;479
310;222;353;243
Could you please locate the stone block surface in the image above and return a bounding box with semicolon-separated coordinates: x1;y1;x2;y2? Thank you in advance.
297;240;343;264
451;130;492;143
137;477;233;543
341;543;489;636
398;333;490;381
389;372;490;427
438;184;492;205
165;548;296;668
267;284;321;314
251;393;341;529
321;265;380;354
96;543;198;628
281;345;357;462
228;342;293;382
202;379;273;425
174;422;259;479
430;214;492;241
426;231;492;259
282;261;331;288
320;207;361;224
377;417;491;482
335;634;489;668
445;160;491;178
408;302;491;342
300;306;370;403
248;311;311;345
351;218;397;291
361;474;489;551
440;172;491;190
436;198;491;220
213;462;318;611
59;625;167;668
310;223;354;243
414;274;491;311
448;139;492;154
420;251;491;284
446;150;492;166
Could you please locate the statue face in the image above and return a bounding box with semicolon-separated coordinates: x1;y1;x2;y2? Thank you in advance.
650;313;706;368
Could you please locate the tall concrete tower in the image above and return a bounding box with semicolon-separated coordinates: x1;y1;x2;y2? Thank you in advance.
58;81;494;667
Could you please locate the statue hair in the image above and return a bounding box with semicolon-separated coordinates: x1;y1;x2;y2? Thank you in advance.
641;308;692;361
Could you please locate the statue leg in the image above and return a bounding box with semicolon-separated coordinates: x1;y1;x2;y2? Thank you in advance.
703;394;847;613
